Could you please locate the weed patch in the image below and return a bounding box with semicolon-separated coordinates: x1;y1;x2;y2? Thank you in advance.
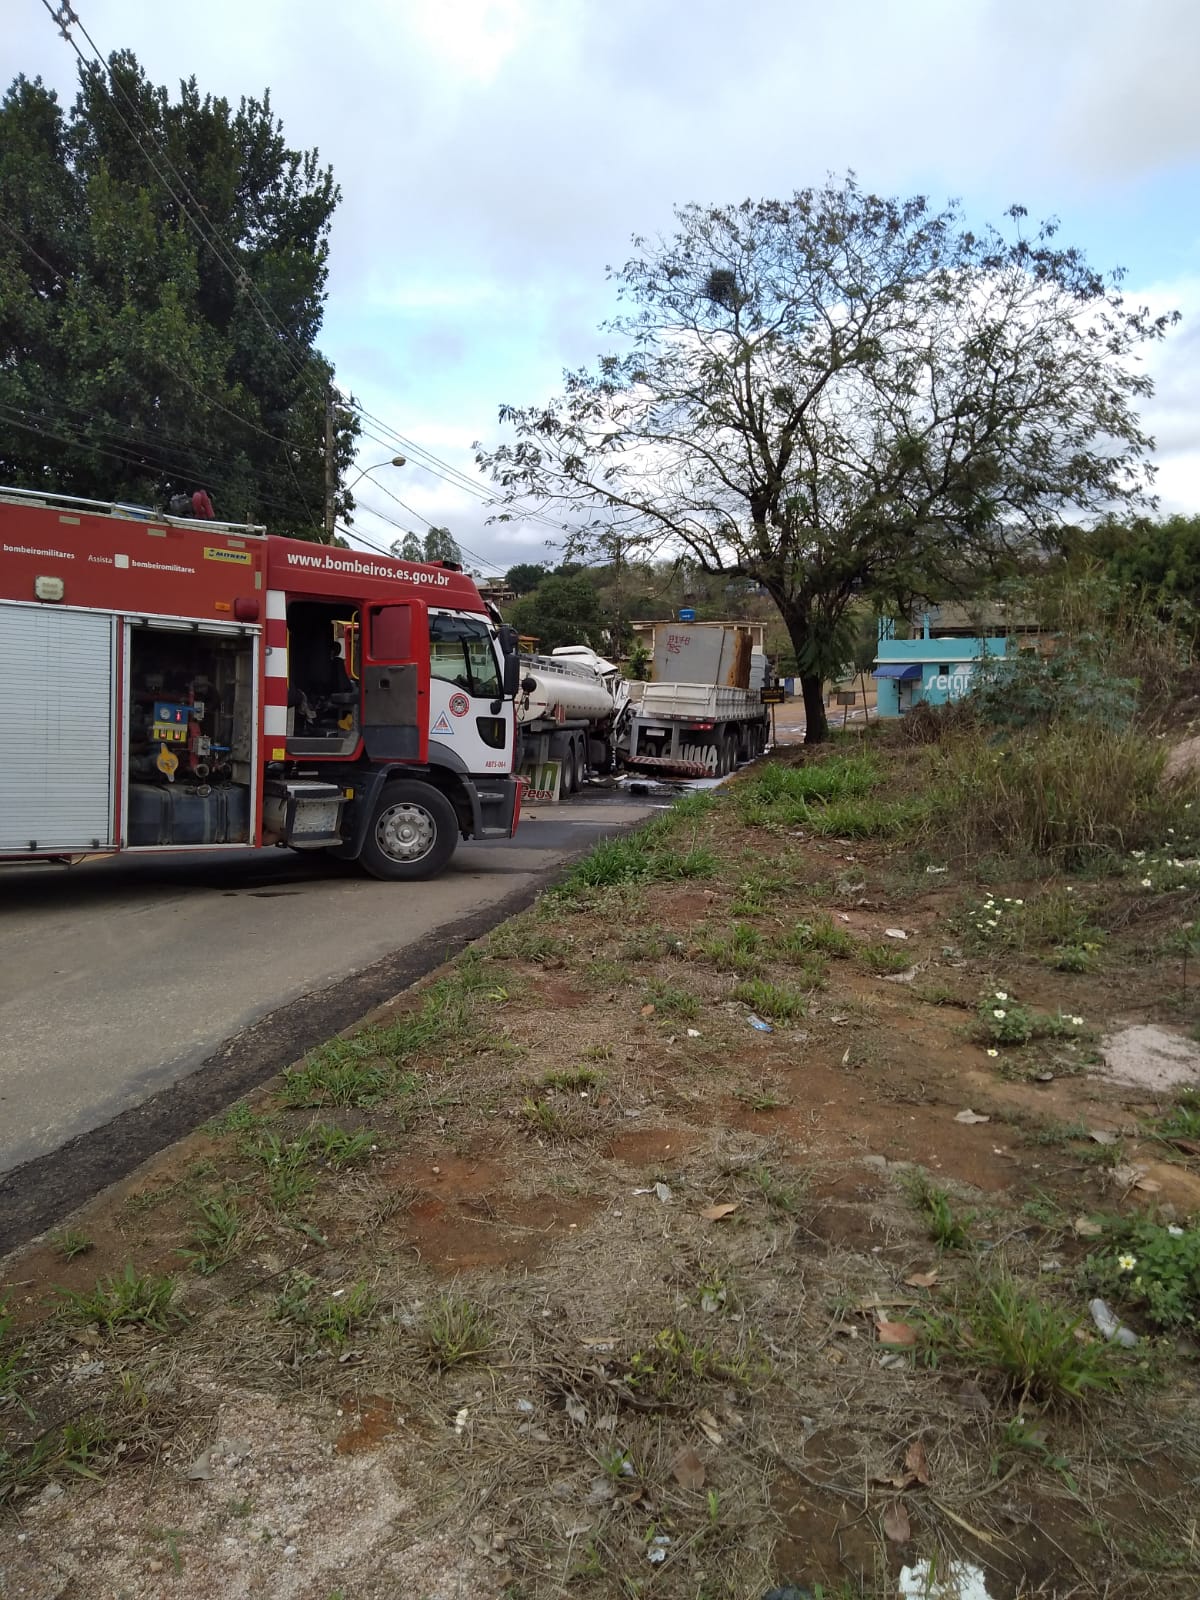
904;1170;975;1250
1088;1218;1200;1330
857;941;913;976
919;1273;1133;1403
731;978;809;1021
421;1292;491;1367
553;831;716;898
178;1196;246;1275
57;1266;178;1335
275;1275;376;1349
929;727;1197;865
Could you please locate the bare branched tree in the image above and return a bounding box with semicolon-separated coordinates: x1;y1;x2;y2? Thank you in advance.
477;176;1177;739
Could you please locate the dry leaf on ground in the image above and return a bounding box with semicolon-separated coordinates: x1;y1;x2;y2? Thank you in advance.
670;1445;706;1490
883;1501;912;1543
876;1320;918;1347
904;1440;932;1485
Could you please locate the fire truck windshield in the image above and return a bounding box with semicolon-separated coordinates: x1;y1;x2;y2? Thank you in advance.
429;614;501;698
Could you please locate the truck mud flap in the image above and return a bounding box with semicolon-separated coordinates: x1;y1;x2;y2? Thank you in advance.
622;755;713;777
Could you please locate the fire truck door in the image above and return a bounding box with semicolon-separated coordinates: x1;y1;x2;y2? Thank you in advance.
362;603;427;762
0;605;116;852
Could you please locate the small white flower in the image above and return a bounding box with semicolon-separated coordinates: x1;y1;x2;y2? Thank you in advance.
1168;828;1176;835
1014;898;1024;906
995;991;1008;1002
1118;1254;1137;1273
1132;850;1146;861
986;1047;999;1058
993;1008;1007;1020
1168;1225;1185;1237
1071;1015;1084;1026
1142;877;1153;888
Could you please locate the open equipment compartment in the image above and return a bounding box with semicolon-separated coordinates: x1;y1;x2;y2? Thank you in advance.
125;620;256;847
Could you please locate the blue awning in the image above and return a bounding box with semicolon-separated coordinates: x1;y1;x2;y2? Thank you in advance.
873;663;922;681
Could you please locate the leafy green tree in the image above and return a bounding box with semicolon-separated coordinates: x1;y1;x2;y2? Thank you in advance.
505;561;550;594
423;526;461;565
392;531;424;561
1092;515;1200;606
507;574;602;651
0;53;357;534
479;177;1175;740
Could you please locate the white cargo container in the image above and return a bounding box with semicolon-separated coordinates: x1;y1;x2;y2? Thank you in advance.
650;622;755;688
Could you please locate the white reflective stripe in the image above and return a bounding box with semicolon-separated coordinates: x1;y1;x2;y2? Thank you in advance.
265;589;287;622
264;645;288;679
263;705;288;735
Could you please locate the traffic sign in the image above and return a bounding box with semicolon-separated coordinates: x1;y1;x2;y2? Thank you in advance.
678;607;695;621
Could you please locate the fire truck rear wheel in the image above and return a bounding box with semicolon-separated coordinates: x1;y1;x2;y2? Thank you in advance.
360;780;458;880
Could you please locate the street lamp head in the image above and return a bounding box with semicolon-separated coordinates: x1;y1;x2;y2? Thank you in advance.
390;455;406;467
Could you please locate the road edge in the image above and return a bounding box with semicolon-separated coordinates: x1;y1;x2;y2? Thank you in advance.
0;854;593;1256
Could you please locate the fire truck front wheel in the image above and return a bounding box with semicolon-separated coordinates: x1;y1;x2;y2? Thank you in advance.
360;780;459;880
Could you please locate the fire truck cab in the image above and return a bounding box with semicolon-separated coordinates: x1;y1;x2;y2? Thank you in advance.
0;487;523;880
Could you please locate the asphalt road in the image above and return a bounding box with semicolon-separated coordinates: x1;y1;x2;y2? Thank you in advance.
0;792;656;1226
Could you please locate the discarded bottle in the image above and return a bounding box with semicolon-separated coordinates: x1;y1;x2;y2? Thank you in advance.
747;1014;774;1033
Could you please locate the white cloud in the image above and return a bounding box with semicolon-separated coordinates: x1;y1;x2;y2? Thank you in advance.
6;0;1199;557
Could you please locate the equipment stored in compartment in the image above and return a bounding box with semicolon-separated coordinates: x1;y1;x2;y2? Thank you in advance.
125;624;254;846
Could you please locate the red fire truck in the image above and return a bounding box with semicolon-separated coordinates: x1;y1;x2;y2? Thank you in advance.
0;486;523;879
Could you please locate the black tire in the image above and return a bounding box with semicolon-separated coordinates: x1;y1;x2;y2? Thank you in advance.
559;739;576;796
726;733;739;771
358;780;459;881
713;733;730;777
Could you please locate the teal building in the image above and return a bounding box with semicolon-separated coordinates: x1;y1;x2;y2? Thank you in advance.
873;616;1009;717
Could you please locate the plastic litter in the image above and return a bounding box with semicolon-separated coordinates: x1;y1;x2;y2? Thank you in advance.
898;1558;993;1599
884;927;908;940
747;1014;773;1032
1089;1298;1138;1347
954;1109;990;1124
647;1534;671;1564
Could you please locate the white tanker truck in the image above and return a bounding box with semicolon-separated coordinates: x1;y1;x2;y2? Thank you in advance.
514;624;773;799
515;647;631;799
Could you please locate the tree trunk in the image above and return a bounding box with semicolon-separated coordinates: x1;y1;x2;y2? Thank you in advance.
770;598;831;744
800;672;829;743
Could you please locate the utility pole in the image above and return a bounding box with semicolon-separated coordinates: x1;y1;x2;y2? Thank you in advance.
612;532;623;660
323;387;336;542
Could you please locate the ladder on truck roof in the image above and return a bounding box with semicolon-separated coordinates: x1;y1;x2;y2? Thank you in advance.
0;483;267;538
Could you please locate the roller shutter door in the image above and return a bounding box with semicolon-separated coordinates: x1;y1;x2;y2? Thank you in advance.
0;605;115;852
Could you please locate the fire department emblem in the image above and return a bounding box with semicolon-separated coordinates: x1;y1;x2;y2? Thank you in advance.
448;692;470;717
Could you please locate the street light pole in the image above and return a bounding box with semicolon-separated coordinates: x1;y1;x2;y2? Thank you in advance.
344;455;407;494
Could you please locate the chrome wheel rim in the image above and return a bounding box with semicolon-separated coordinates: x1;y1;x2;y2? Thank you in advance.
375;802;436;863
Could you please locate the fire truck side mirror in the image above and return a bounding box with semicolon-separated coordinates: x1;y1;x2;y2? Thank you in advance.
498;624;519;657
502;653;521;698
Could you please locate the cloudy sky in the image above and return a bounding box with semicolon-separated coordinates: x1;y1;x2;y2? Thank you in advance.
8;0;1200;571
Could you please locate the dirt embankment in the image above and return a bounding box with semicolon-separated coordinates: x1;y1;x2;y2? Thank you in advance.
3;744;1200;1600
